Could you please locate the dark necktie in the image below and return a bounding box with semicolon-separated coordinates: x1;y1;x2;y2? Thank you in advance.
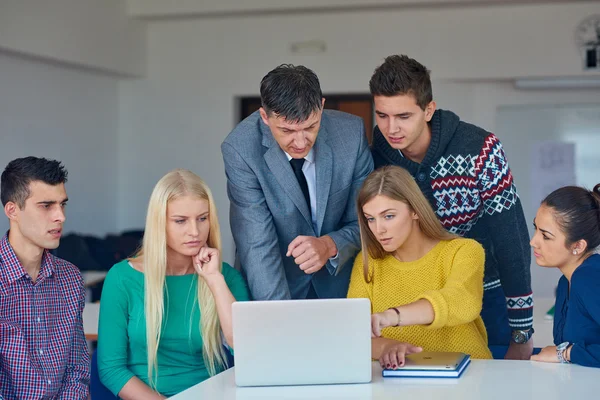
289;158;311;216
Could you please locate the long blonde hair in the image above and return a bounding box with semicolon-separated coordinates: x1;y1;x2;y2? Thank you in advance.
132;169;227;389
357;166;456;282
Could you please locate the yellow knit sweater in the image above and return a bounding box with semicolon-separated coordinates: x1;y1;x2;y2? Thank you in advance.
347;238;492;359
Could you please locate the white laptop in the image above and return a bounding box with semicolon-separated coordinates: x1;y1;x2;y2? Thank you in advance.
232;298;372;387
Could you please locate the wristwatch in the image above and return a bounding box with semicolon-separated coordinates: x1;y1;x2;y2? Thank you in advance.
557;341;571;363
511;328;534;344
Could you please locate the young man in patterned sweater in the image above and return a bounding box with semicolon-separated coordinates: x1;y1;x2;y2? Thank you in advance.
369;55;533;360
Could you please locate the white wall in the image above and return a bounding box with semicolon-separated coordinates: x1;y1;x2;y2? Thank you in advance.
117;2;600;299
0;0;146;76
0;52;120;236
497;103;600;297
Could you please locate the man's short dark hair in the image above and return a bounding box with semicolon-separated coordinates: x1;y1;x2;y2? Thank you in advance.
1;157;68;208
260;64;323;123
369;55;433;110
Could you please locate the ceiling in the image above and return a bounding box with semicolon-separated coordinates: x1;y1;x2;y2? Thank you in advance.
127;0;600;19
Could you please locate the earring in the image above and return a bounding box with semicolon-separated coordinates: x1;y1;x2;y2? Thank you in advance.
573;250;578;255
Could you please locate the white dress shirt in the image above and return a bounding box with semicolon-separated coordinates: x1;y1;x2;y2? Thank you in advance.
285;148;339;268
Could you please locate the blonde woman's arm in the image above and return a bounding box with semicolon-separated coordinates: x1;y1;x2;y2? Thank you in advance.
117;378;166;400
371;240;484;335
371;300;435;337
416;240;485;329
206;276;236;347
194;247;250;348
346;252;434;339
371;338;422;368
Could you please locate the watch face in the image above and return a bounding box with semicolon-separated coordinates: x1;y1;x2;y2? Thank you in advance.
512;332;526;344
557;342;569;351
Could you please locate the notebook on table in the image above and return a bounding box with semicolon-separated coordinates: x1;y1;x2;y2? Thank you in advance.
382;351;471;378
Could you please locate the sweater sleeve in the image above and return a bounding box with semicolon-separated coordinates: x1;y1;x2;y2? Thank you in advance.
418;240;485;329
474;133;533;330
569;266;600;368
346;253;373;312
97;264;136;396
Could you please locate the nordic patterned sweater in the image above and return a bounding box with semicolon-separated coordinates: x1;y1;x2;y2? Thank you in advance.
371;109;533;330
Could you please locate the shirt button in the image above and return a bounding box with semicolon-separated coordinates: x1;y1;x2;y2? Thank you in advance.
417;172;427;182
39;349;43;355
47;380;51;385
37;317;41;323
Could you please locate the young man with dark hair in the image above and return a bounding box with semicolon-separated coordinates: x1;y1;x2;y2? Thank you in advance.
222;64;373;300
369;55;534;360
0;156;90;399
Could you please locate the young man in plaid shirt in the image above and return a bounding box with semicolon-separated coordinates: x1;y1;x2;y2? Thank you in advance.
0;157;90;399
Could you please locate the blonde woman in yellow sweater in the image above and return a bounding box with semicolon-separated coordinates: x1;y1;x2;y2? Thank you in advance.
348;166;492;370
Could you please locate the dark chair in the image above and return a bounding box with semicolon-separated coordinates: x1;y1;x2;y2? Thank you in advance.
90;349;117;400
224;345;235;368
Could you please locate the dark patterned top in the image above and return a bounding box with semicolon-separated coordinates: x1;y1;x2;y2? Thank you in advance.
371;109;533;330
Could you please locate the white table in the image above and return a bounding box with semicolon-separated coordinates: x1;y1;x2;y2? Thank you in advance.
82;302;100;341
170;360;598;400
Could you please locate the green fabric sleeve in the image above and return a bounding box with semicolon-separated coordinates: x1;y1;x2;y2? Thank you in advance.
222;262;250;302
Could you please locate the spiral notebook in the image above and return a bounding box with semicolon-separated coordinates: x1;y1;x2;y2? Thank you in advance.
382;352;471;378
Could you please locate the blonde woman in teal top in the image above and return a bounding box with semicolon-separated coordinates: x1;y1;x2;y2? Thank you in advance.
98;169;249;399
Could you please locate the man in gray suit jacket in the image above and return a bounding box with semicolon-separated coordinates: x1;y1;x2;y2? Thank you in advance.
222;64;373;300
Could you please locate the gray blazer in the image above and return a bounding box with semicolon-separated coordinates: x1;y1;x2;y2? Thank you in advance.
221;110;373;300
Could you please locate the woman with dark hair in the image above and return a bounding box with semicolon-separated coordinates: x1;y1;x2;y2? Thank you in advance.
530;184;600;368
347;166;492;370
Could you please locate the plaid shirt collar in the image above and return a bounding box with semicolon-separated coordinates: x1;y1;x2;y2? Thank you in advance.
0;231;55;284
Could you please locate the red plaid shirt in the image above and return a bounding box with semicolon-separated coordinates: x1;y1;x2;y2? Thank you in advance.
0;233;90;399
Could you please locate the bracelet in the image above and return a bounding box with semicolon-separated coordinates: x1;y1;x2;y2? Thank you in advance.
387;307;401;327
564;345;572;364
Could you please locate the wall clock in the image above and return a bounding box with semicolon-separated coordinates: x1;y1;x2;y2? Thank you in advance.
575;15;600;69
